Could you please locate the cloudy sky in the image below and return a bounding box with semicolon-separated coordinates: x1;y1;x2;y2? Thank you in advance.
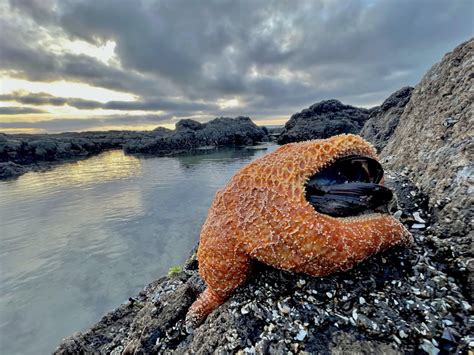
0;0;472;133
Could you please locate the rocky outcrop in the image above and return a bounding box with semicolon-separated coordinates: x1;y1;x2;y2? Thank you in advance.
124;117;267;154
0;131;142;166
277;100;370;144
0;117;268;179
381;38;473;291
55;176;471;354
0;161;26;178
360;87;414;151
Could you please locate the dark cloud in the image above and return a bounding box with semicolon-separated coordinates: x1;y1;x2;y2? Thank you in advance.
8;0;57;24
0;114;175;132
104;100;216;112
0;91;219;112
0;92;101;108
1;0;472;132
0;107;47;115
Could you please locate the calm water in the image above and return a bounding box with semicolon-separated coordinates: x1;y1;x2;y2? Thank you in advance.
0;144;277;355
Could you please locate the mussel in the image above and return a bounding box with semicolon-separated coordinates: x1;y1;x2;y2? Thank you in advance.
305;155;393;217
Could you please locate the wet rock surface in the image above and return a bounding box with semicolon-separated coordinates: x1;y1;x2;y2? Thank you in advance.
0;131;143;175
54;175;472;354
381;38;473;293
360;87;413;152
277;100;370;144
0;117;268;179
0;161;27;178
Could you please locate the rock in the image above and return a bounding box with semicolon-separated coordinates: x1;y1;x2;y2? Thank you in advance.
331;333;400;354
124;116;267;154
360;86;413;151
295;329;307;341
381;38;473;294
0;161;26;178
420;339;440;355
278;100;370;144
266;126;284;141
175;119;204;131
413;211;426;224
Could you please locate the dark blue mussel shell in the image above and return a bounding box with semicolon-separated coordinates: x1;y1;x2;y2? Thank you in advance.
305;155;393;217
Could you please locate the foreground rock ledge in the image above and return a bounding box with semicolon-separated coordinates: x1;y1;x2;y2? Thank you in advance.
55;176;471;354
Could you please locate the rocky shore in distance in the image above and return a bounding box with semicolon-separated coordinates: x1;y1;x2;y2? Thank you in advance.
55;38;473;354
0;131;144;178
123;116;268;155
0;116;268;179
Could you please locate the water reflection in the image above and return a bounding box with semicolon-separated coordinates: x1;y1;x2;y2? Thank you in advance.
11;150;142;191
0;143;277;355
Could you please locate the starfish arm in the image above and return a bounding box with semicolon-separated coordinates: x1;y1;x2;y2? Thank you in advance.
186;192;250;326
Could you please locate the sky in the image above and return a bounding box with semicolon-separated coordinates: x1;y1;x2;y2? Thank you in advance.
0;0;472;133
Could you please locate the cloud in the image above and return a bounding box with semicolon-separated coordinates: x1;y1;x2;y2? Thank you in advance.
0;92;101;108
55;0;474;101
1;0;472;132
0;91;218;112
0;113;175;132
0;107;47;114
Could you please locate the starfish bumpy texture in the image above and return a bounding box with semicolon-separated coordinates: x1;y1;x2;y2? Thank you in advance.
186;134;412;325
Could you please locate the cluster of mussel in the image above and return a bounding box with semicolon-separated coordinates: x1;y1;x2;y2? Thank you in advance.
305;155;394;217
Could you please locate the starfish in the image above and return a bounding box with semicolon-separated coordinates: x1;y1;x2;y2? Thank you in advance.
186;134;412;326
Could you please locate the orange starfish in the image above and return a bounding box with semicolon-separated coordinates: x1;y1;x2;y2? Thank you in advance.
186;134;412;325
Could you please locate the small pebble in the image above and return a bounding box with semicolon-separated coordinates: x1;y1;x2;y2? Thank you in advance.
413;211;426;223
278;302;290;314
295;329;307;341
352;309;358;321
297;279;306;288
461;301;471;311
393;210;403;219
420;339;440;355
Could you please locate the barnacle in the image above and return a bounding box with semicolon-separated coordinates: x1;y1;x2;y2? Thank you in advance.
186;134;412;326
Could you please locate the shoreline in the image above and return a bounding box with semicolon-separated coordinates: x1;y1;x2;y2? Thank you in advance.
0;116;269;179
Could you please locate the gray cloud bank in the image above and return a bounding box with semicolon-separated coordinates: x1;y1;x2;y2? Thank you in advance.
0;107;47;115
0;114;176;132
0;92;218;112
0;0;472;132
